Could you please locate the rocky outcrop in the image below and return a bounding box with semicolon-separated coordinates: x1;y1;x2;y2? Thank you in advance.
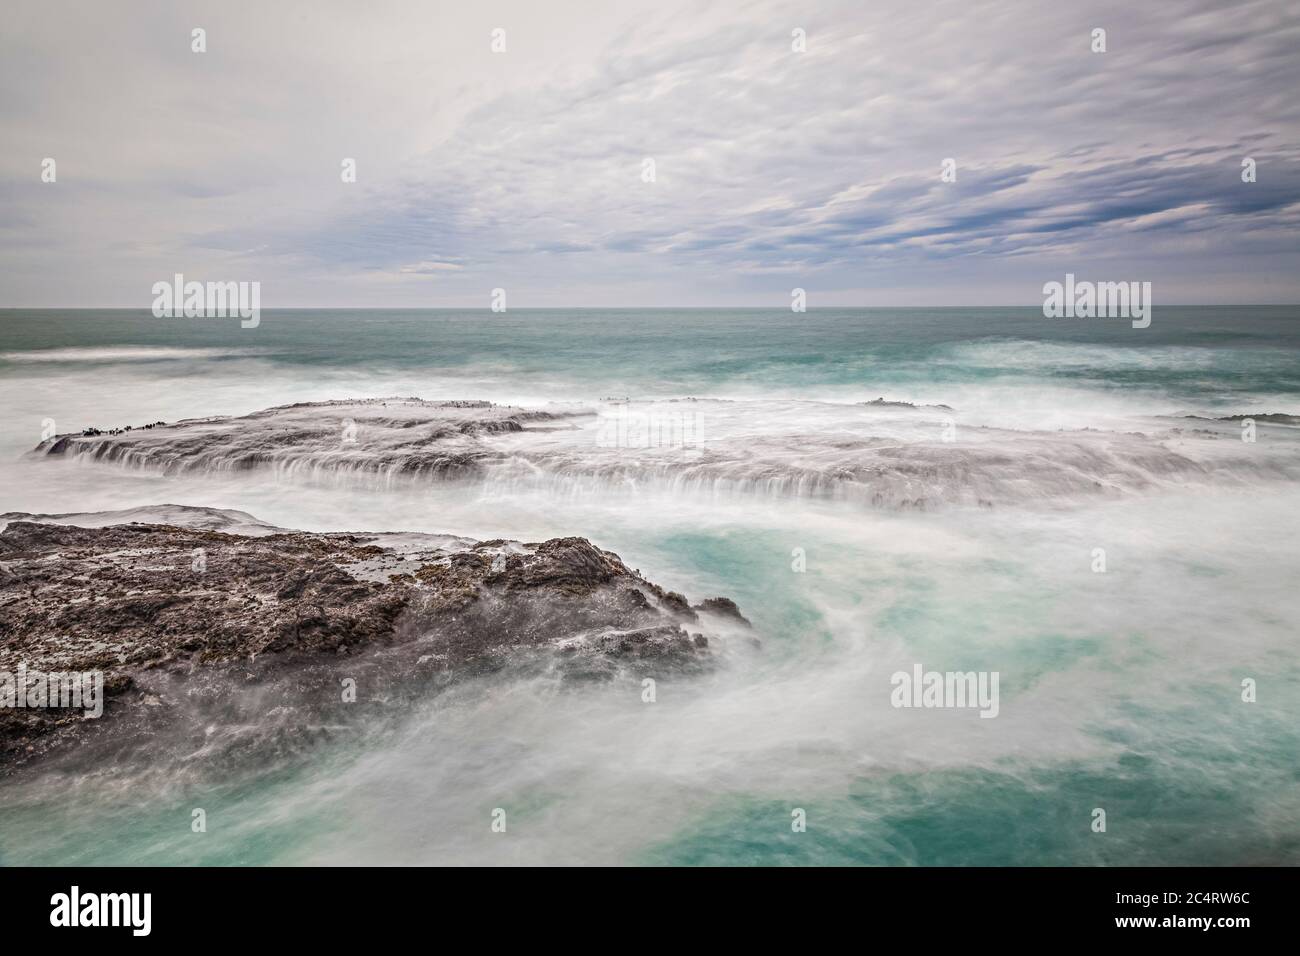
0;510;749;773
28;397;583;484
30;396;1300;512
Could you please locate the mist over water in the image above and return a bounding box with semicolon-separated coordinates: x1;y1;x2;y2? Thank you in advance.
1;308;1297;865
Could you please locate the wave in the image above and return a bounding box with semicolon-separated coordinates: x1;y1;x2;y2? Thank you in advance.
938;339;1263;372
26;397;1300;511
1180;411;1300;426
0;346;269;363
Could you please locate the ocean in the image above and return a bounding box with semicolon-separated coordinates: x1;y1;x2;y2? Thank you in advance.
1;306;1297;865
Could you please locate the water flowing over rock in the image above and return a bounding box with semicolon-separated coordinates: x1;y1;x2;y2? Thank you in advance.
29;397;1300;511
0;507;750;774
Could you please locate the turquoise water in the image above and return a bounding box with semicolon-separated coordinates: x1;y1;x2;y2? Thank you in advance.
3;307;1299;406
0;308;1297;865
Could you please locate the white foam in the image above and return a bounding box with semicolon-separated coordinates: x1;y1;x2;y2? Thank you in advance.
0;346;267;363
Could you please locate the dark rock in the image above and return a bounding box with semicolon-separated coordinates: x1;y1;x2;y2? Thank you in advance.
693;596;752;626
0;515;748;773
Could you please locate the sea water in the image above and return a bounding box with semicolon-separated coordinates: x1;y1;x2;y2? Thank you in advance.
0;307;1296;865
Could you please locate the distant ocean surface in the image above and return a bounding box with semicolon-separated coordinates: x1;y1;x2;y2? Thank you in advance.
2;306;1299;410
1;307;1298;865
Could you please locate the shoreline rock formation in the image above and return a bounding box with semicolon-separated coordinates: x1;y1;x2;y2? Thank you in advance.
28;396;1300;511
0;508;750;774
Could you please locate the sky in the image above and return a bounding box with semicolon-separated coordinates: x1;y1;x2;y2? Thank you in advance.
2;0;1298;307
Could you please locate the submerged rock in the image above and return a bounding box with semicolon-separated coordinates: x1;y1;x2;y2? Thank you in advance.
0;509;749;774
31;396;1296;511
29;397;578;484
860;397;954;411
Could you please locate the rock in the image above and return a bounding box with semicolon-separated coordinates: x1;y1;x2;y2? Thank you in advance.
693;596;752;626
0;512;750;773
26;397;1298;512
661;591;698;620
860;397;954;411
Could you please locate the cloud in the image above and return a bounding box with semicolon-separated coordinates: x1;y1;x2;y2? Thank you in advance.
398;260;464;274
1;0;1298;305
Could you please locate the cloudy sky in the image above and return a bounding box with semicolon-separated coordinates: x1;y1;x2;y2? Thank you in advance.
3;0;1298;307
